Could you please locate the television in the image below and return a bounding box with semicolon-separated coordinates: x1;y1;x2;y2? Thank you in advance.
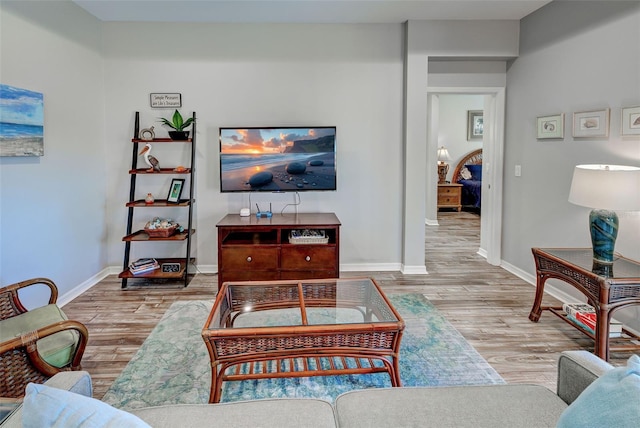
219;126;336;192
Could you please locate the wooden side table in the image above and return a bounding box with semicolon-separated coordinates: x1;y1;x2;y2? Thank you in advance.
529;247;640;361
437;183;462;212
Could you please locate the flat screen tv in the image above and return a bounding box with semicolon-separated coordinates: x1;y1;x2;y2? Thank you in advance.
219;126;336;192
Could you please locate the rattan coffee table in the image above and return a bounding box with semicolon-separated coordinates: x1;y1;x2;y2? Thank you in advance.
202;277;405;403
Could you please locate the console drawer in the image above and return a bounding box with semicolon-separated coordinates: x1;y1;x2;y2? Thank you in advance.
438;195;458;204
221;247;279;270
281;246;336;270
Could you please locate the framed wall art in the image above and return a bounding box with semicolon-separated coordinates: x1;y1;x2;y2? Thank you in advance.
621;106;640;136
467;110;483;140
536;113;564;139
0;84;44;157
572;109;609;138
167;178;185;203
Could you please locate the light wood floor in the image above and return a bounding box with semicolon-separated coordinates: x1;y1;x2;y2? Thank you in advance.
62;211;627;399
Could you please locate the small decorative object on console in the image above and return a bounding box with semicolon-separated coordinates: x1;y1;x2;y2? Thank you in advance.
145;193;154;204
289;229;328;244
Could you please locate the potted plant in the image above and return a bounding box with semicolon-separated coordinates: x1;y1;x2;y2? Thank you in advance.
159;110;194;140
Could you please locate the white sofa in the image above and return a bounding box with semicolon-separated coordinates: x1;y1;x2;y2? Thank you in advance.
1;351;627;427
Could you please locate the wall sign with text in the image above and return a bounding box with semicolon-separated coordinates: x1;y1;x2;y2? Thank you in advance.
150;93;182;108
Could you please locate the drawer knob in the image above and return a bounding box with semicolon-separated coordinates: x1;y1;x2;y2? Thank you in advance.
305;256;311;262
246;256;252;262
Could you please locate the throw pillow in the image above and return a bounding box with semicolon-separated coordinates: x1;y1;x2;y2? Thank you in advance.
459;167;472;180
465;164;482;181
23;383;151;428
556;354;640;428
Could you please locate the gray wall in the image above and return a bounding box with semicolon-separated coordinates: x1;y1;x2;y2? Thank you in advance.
0;2;106;307
101;23;406;272
504;1;640;326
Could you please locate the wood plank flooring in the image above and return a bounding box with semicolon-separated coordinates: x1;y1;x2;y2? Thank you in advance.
62;211;627;399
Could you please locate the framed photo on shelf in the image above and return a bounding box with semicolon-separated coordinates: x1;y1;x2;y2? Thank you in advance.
621;106;640;136
537;113;564;139
467;110;483;140
572;109;610;138
167;178;185;203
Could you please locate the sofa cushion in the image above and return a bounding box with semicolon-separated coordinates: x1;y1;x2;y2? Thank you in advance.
22;383;151;428
556;354;640;428
130;399;337;428
335;385;567;427
0;304;77;368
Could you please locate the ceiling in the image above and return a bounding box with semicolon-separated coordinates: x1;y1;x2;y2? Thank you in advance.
73;0;553;24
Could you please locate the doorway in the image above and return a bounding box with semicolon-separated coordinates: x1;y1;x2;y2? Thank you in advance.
426;87;505;266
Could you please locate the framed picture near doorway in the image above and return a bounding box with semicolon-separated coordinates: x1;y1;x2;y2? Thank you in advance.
536;113;564;139
467;110;483;140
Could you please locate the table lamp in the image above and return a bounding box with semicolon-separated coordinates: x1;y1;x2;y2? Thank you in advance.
568;164;640;266
437;146;452;184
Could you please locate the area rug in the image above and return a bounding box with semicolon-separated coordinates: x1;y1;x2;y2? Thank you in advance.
102;295;504;410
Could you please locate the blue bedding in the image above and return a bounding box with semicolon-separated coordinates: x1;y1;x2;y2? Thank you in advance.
458;179;482;208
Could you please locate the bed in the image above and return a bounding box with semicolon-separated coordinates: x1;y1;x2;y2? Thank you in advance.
451;149;483;210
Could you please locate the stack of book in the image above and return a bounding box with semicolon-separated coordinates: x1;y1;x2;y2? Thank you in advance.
129;258;160;275
562;303;623;338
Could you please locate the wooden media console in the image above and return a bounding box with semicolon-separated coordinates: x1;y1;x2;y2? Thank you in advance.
216;213;341;289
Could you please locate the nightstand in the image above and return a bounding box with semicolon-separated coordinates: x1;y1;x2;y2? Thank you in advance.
437;183;462;212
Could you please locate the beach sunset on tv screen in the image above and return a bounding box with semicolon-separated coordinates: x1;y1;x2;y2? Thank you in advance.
219;127;336;192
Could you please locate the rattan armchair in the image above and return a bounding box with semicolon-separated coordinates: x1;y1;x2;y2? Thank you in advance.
0;278;88;398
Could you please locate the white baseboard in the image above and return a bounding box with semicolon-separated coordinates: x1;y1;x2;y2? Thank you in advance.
58;267;113;307
194;264;217;274
341;263;403;272
425;218;438;226
400;264;428;275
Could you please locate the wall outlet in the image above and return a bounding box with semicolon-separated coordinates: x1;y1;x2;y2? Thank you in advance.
515;165;522;177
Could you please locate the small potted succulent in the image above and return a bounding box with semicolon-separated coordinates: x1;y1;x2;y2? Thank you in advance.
159;109;194;140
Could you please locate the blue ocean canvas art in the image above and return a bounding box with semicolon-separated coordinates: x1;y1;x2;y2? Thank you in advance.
0;84;44;156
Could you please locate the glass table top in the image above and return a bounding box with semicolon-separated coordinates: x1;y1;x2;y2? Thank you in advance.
206;278;400;330
539;248;640;279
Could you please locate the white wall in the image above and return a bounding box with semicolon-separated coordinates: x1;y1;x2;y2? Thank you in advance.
0;1;106;307
505;1;640;327
101;23;406;271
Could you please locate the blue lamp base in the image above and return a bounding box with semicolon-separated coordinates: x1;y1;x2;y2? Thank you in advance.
589;209;618;264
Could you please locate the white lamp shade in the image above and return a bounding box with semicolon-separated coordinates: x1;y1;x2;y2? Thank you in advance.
568;164;640;211
437;146;451;162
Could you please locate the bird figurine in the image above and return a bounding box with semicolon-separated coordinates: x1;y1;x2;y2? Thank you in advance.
139;143;161;172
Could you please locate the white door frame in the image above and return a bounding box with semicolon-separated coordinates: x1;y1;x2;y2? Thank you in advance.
426;86;505;266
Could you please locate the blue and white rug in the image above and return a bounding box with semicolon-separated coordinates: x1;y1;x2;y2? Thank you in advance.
102;295;504;410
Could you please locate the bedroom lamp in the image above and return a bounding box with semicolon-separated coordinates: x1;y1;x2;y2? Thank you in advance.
568;164;640;267
437;146;452;184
